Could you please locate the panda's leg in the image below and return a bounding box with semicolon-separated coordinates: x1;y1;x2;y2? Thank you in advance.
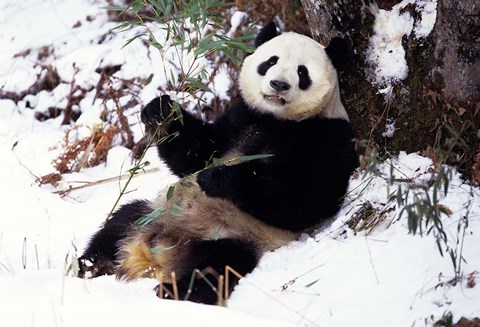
78;199;153;278
158;238;259;304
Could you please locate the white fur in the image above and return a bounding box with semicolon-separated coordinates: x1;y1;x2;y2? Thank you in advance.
239;32;349;121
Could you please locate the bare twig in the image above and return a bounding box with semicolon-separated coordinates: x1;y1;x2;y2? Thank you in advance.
53;167;160;196
225;266;320;327
217;275;224;306
365;237;380;284
35;244;40;270
280;263;325;291
22;237;27;269
171;271;179;301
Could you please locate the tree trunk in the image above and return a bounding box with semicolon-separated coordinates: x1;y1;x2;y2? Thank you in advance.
433;0;479;100
300;0;480;182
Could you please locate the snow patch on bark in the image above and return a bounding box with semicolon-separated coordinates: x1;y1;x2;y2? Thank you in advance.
366;0;437;93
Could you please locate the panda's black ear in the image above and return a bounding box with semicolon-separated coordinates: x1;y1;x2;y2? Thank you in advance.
254;22;278;47
325;37;353;72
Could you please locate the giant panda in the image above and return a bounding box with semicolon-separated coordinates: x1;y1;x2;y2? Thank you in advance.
78;22;357;305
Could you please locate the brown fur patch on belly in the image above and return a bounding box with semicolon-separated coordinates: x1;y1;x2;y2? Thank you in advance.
115;175;296;282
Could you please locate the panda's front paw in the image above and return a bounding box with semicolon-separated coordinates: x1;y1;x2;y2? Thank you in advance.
77;255;116;278
141;95;175;134
197;166;232;198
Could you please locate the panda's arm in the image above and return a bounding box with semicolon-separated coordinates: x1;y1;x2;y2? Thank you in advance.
196;161;273;199
141;96;229;177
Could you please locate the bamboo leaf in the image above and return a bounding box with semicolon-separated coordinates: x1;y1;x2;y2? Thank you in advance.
237;154;274;162
172;204;185;211
184;77;212;93
145;39;164;50
166;185;175;201
212;157;222;166
151;240;180;253
135;208;165;225
122;34;147;49
194;34;215;56
305;279;320;288
200;69;209;80
169;68;177;86
172;102;184;125
102;5;129;11
169;210;183;217
111;22;144;32
132;0;143;12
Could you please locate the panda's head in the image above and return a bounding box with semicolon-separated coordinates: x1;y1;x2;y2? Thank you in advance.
239;22;351;121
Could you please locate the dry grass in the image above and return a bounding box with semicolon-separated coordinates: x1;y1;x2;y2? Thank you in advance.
471;150;480;186
53;125;118;174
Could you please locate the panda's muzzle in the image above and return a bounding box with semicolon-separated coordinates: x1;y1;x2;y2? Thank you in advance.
263;94;287;105
270;80;291;92
263;80;290;105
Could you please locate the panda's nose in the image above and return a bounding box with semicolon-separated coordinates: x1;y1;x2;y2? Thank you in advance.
270;80;291;92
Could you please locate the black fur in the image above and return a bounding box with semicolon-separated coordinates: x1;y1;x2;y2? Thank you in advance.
325;37;353;72
257;55;279;76
142;95;224;176
157;239;258;304
149;98;357;232
254;21;278;47
78;200;152;277
297;65;312;90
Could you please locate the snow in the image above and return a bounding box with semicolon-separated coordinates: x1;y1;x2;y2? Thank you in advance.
366;0;438;92
382;118;397;138
413;1;438;38
367;2;413;89
227;11;248;38
231;154;480;326
1;1;479;326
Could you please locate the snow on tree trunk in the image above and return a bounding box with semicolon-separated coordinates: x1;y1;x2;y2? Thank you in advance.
300;0;480;182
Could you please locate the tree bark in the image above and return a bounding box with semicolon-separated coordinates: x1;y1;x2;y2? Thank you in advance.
433;0;480;100
300;0;480;181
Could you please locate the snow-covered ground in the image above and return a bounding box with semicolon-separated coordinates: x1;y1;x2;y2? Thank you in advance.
0;1;479;326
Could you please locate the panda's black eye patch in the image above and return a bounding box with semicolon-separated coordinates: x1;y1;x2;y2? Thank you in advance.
257;56;279;76
298;65;312;90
